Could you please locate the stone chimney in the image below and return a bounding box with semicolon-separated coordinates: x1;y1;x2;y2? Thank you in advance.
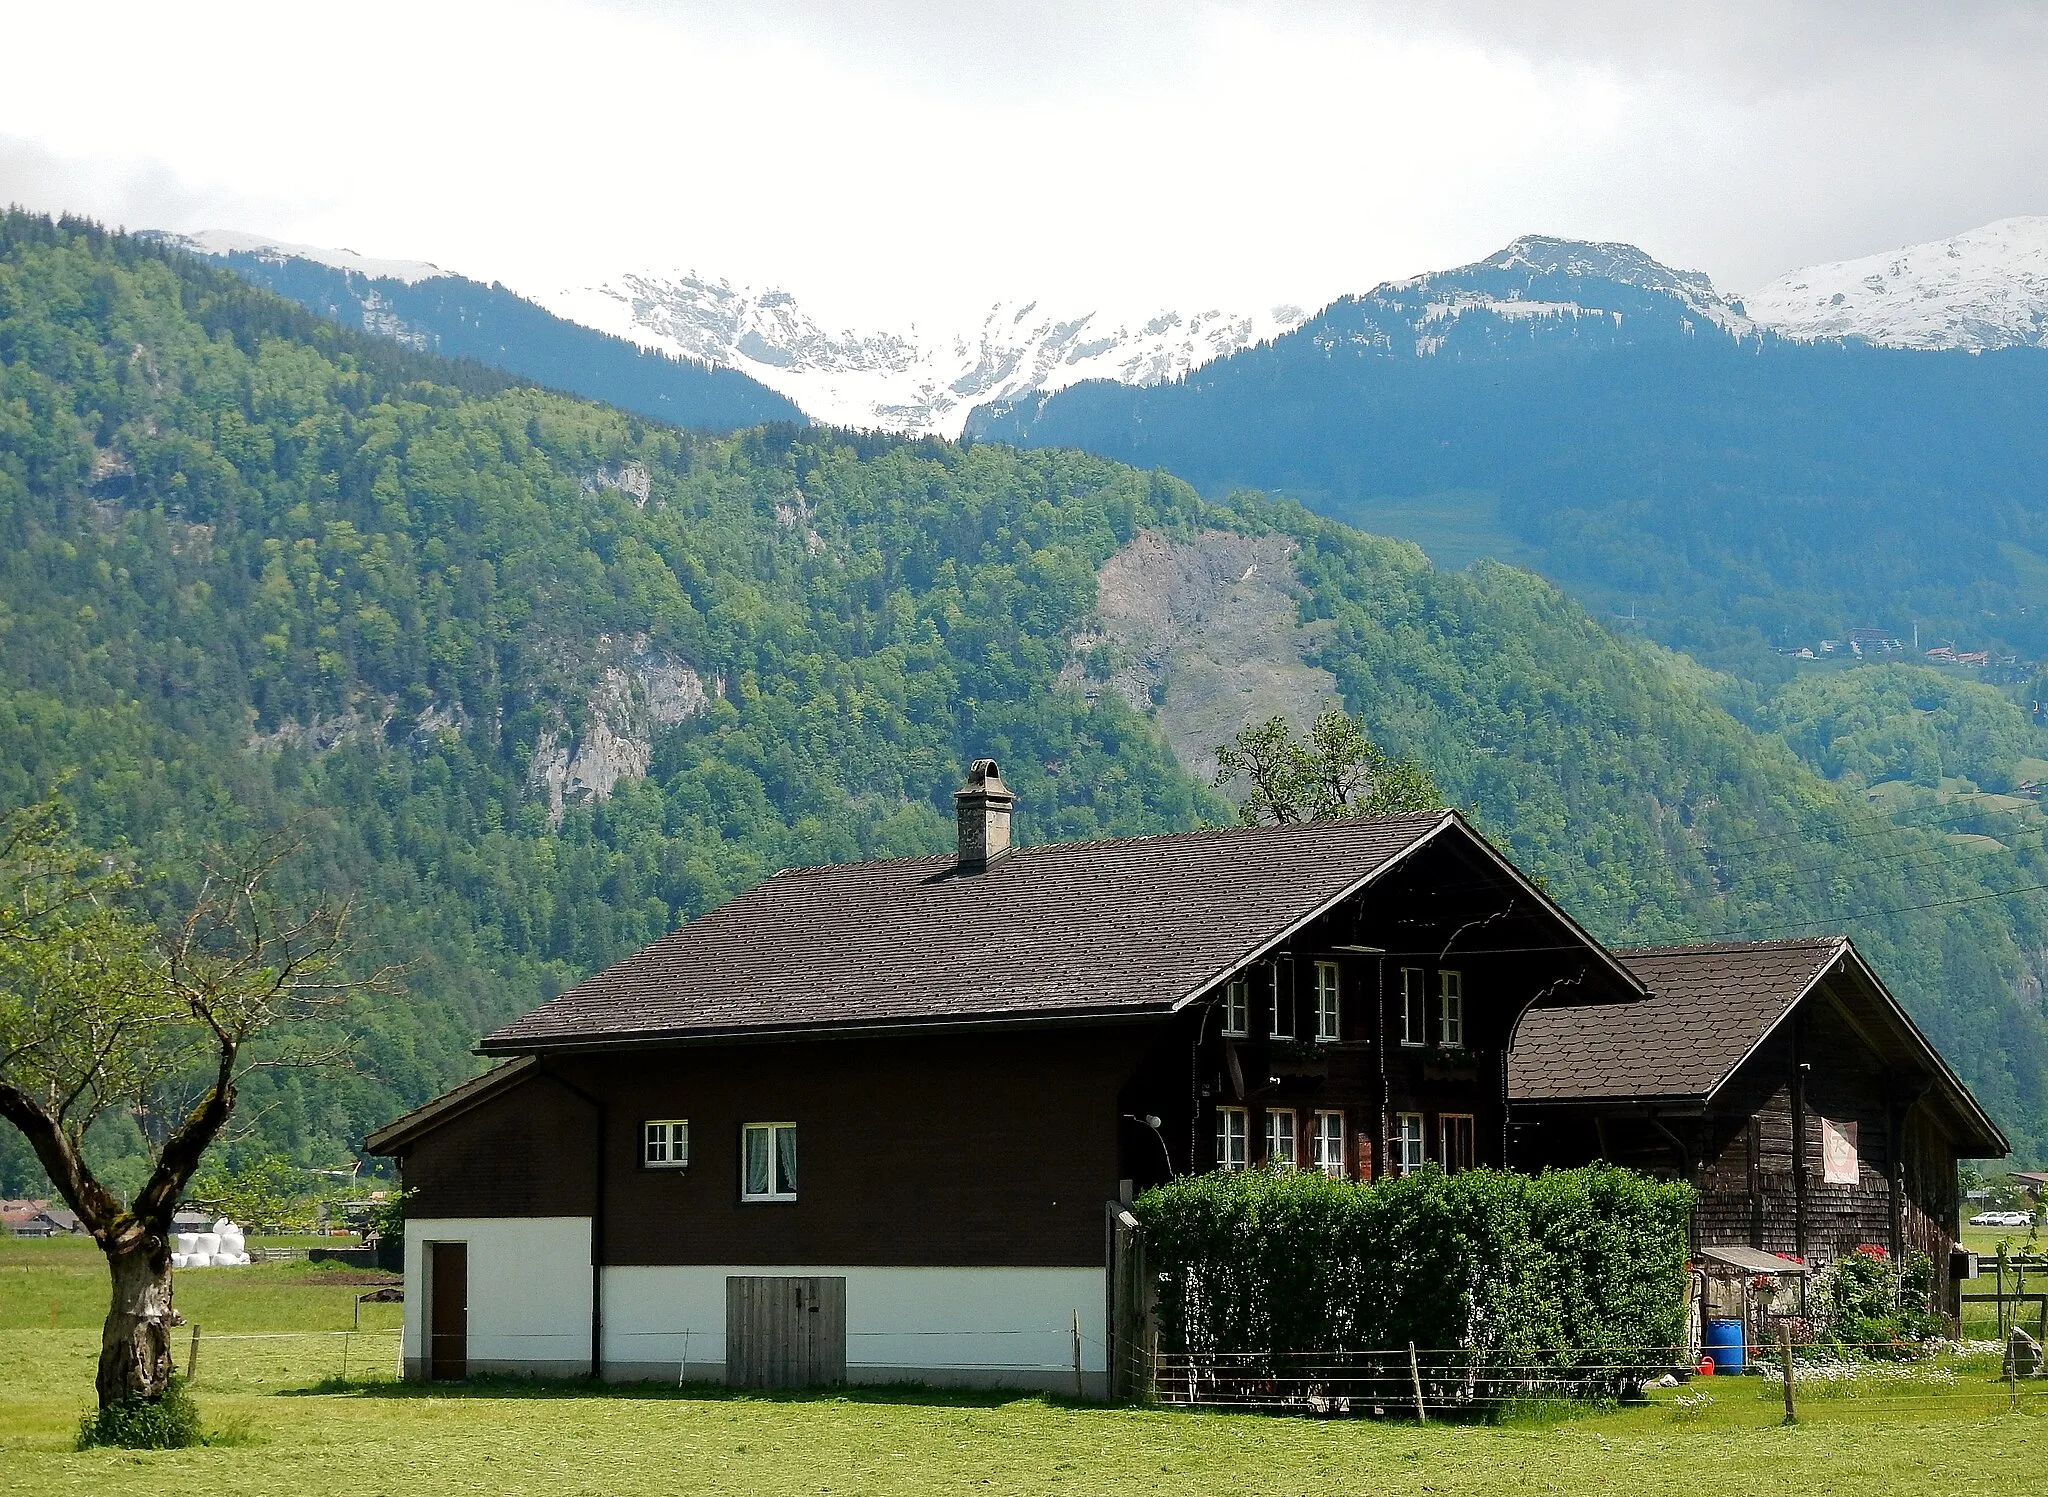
953;759;1015;873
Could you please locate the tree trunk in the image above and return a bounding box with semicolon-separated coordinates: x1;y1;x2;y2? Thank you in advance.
97;1237;175;1407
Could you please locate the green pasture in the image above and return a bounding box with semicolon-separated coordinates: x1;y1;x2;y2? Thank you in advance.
3;1234;2043;1496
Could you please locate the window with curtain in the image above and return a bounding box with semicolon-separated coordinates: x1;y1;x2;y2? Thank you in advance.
1395;1113;1426;1174
1399;967;1426;1046
1438;970;1464;1048
742;1122;798;1202
1264;1109;1296;1169
1314;961;1341;1042
1312;1110;1345;1178
1269;961;1295;1039
1223;976;1249;1037
1215;1107;1249;1170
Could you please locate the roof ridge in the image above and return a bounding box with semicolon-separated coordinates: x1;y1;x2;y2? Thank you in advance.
765;809;1455;878
1618;936;1845;956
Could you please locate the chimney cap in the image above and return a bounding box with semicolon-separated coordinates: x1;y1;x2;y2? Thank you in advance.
954;759;1013;801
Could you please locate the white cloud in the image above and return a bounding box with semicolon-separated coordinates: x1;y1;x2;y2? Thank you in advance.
1;0;2044;325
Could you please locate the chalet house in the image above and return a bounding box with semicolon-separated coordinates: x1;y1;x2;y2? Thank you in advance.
1509;938;2006;1312
1;1199;83;1237
369;761;2005;1388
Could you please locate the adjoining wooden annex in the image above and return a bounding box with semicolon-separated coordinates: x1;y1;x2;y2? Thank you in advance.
1510;937;2004;1314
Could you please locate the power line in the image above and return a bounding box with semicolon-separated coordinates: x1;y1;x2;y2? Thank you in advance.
1700;877;2048;941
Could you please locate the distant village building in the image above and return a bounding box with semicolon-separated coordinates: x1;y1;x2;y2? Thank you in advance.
2;1199;83;1237
371;763;2006;1388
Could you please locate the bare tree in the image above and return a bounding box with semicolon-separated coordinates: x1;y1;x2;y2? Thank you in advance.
1215;709;1443;825
0;800;392;1407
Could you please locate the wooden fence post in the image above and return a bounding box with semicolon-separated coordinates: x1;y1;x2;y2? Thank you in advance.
1408;1341;1426;1422
1778;1325;1796;1423
185;1323;201;1382
1072;1309;1083;1398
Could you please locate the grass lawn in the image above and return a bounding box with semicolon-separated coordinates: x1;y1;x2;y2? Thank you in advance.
4;1236;2044;1496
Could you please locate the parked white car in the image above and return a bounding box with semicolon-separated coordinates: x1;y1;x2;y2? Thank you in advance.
1968;1210;2036;1227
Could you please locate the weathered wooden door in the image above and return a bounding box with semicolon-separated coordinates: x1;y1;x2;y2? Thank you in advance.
429;1241;468;1380
725;1276;846;1388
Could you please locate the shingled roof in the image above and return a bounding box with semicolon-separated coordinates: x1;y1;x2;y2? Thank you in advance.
1509;937;2006;1154
1510;939;1844;1104
481;810;1498;1053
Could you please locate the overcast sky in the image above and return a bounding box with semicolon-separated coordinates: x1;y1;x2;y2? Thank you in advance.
5;1;2046;328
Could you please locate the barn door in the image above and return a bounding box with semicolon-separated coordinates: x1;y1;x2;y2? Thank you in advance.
724;1276;847;1388
429;1241;468;1380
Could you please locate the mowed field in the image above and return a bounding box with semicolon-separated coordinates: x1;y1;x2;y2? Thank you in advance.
3;1235;2045;1497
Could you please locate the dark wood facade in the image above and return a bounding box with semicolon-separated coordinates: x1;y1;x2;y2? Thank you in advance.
1114;829;1638;1190
401;1026;1155;1268
1510;950;1994;1313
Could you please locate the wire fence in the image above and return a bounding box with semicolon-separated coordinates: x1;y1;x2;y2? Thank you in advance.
169;1326;405;1389
1131;1339;2048;1419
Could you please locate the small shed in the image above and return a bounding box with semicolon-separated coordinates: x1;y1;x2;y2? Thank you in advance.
1695;1244;1809;1359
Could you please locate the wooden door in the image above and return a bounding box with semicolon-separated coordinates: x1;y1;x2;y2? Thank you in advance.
725;1276;846;1388
429;1241;468;1380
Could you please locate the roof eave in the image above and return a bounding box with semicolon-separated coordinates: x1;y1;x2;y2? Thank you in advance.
1696;937;1848;1111
476;1001;1176;1057
1697;937;2008;1158
1508;1093;1710;1111
1829;940;2010;1157
365;1056;538;1156
1168;810;1646;1014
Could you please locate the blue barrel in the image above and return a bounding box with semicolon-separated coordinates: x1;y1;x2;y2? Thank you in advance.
1702;1318;1746;1374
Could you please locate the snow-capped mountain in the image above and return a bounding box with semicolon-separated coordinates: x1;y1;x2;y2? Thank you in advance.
155;229;448;286
1315;234;1759;360
541;272;1311;437
1742;217;2048;351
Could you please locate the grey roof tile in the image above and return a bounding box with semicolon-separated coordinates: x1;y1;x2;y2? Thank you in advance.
481;812;1455;1052
1508;938;1845;1102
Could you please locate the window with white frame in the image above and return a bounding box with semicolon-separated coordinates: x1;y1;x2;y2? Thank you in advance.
1268;962;1295;1040
1264;1109;1296;1169
1438;970;1464;1049
1216;1107;1249;1170
1314;961;1341;1042
741;1122;798;1202
1394;1113;1426;1174
642;1119;690;1169
1399;967;1427;1046
1223;976;1250;1037
1312;1110;1345;1178
1440;1113;1475;1173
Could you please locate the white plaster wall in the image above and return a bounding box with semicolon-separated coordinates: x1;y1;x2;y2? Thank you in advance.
405;1217;591;1374
603;1265;1106;1386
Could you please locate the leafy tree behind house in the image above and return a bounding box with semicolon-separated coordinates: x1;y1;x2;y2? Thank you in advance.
1216;710;1442;825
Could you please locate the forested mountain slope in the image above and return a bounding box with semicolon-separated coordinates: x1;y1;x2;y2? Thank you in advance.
152;234;807;433
969;238;2048;679
0;214;2042;1192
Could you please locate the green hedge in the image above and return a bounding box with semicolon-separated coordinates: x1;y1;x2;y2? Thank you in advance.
1136;1165;1694;1387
